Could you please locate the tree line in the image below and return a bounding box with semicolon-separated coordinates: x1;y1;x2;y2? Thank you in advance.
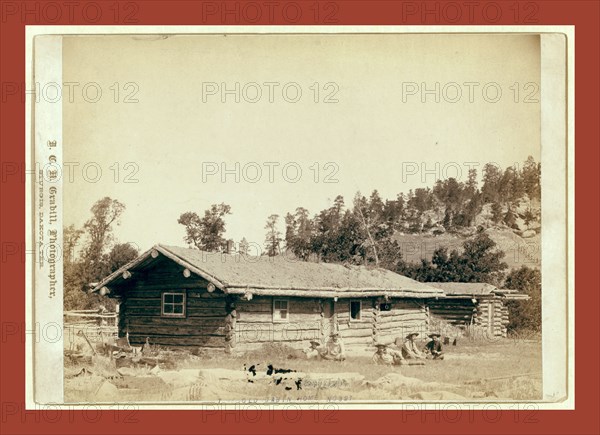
65;156;541;331
64;197;138;310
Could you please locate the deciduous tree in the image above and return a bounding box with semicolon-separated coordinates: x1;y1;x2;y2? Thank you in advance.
178;203;232;252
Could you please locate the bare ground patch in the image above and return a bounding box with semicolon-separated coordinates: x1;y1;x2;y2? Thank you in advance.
65;337;541;403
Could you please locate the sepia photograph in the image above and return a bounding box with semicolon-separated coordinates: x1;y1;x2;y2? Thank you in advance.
28;28;569;407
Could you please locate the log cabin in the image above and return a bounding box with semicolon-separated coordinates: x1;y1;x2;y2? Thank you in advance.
91;244;445;353
427;282;529;338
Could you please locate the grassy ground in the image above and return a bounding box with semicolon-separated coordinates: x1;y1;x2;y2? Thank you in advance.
65;337;542;403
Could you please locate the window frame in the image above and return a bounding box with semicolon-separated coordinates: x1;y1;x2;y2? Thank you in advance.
272;299;289;323
349;300;362;321
161;291;186;318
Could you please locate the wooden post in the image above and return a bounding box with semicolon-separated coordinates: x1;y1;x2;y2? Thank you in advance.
182;268;191;278
372;298;381;344
332;300;339;335
319;300;326;343
224;296;237;354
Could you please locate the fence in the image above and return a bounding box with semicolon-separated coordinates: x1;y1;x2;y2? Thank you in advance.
64;310;118;349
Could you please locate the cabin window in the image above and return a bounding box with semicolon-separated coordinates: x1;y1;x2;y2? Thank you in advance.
273;299;289;322
162;292;186;317
350;301;362;321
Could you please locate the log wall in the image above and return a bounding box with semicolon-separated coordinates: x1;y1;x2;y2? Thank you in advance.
115;258;228;349
335;299;375;347
114;258;436;351
233;296;322;352
429;299;477;327
475;299;509;337
429;298;509;338
375;299;429;344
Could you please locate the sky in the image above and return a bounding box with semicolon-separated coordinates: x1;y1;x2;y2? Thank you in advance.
62;33;540;253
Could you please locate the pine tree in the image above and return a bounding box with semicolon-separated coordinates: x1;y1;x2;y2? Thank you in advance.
239;237;249;255
491;202;503;224
264;214;282;257
504;266;542;332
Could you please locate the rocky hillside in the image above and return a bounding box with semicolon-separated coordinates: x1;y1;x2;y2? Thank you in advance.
394;198;541;270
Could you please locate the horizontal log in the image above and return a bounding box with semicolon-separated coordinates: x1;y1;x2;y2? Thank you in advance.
127;325;226;336
234;324;321;336
380;310;425;318
386;300;425;308
430;315;474;321
236;329;320;343
337;321;373;330
187;299;227;309
429;306;476;311
430;313;473;319
123;297;161;307
126;316;225;327
245;296;272;304
378;318;425;327
434;321;472;327
378;321;426;332
126;281;211;291
237;303;273;313
380;309;424;317
339;328;374;338
122;285;217;298
123;306;227;317
122;289;164;298
379;313;426;323
235;320;320;329
337;313;374;321
429;301;476;307
338;320;376;330
187;291;225;299
237;311;321;323
123;306;161;316
289;299;322;308
379;322;429;331
188;306;228;317
129;334;226;347
288;306;322;315
429;309;477;315
236;300;322;314
236;312;273;322
225;289;442;300
124;297;227;310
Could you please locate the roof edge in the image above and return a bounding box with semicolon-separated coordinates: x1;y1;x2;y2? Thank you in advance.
157;244;226;289
227;287;443;299
91;246;157;293
91;245;226;293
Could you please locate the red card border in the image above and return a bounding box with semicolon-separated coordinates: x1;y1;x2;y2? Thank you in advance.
1;1;598;434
